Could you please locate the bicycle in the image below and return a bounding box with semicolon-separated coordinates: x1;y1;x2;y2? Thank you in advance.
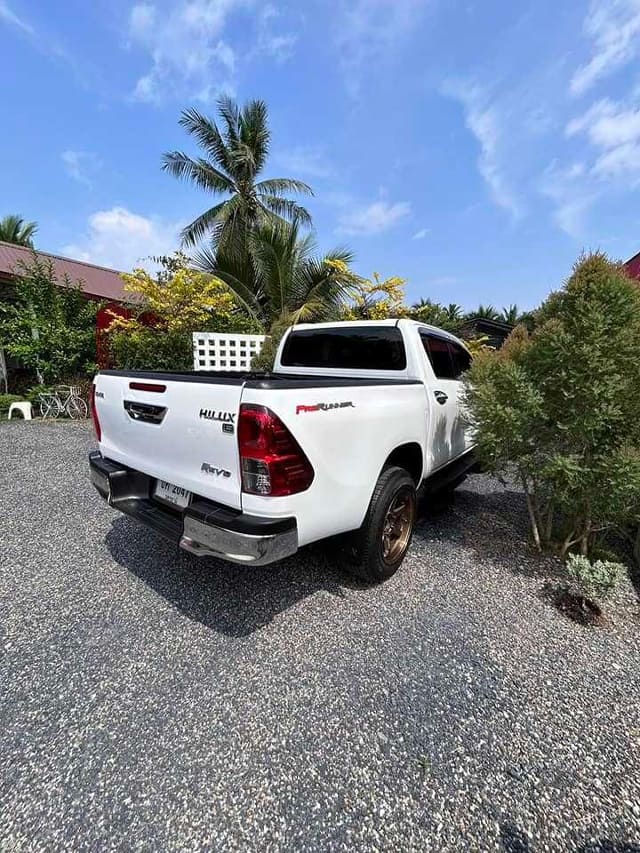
38;385;88;419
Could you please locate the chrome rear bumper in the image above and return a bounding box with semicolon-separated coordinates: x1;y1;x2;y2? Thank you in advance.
89;451;298;566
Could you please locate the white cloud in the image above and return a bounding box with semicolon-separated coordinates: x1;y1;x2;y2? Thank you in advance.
63;207;182;271
275;146;334;179
336;199;411;236
126;0;296;103
127;0;244;104
257;4;296;61
443;82;523;219
61;150;101;187
540;161;597;239
566;98;640;145
566;97;640;180
412;228;429;240
0;1;34;34
335;0;426;95
570;0;640;96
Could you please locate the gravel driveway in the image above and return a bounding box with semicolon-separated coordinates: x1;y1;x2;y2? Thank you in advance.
1;421;639;853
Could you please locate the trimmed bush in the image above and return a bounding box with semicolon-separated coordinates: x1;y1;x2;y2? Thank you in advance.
565;554;622;602
0;394;24;416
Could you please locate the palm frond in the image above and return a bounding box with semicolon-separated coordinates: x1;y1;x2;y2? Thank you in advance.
161;152;235;194
256;178;314;197
239;99;270;174
217;95;241;148
177;107;233;175
180;202;230;248
194;244;263;321
258;195;313;226
0;214;38;247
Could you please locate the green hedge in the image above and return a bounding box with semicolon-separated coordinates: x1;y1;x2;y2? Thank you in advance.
0;394;26;416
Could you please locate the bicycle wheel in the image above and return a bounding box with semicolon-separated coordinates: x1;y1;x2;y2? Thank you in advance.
67;397;88;419
39;396;59;419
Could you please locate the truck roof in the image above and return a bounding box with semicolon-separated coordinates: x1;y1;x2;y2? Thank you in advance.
288;318;465;343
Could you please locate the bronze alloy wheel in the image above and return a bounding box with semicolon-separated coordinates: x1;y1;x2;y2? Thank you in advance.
381;486;416;566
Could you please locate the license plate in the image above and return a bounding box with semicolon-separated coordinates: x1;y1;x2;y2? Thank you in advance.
154;480;192;509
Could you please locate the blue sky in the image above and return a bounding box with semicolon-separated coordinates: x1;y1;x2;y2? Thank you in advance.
2;0;640;311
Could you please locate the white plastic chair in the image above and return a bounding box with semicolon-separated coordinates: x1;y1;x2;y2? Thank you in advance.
8;401;32;420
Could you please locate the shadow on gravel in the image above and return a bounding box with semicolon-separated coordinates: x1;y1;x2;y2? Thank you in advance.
105;516;360;637
416;477;564;581
499;821;531;852
498;821;640;853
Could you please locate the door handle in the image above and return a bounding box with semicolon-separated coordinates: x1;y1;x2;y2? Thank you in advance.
434;390;448;405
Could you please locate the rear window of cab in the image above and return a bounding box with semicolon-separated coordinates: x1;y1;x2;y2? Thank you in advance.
281;326;407;370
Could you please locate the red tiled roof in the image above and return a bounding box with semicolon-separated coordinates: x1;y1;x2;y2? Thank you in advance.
0;241;126;301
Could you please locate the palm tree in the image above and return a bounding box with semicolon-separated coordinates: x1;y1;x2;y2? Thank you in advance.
500;304;520;324
0;214;37;247
162;98;313;253
195;218;354;329
444;303;463;324
468;303;499;320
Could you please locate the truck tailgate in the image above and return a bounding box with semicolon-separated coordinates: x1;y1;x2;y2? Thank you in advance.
95;372;243;510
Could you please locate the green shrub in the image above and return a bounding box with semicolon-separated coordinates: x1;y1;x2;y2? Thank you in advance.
0;254;99;382
0;393;24;415
109;328;194;372
106;253;264;372
565;554;623;602
464;253;640;557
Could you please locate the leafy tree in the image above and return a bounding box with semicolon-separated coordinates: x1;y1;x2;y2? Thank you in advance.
107;253;261;371
0;255;98;382
162;98;313;253
197;218;355;331
0;214;37;247
343;272;408;320
410;298;460;331
465;253;640;557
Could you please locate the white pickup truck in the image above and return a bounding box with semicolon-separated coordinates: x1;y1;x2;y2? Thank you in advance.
89;319;476;582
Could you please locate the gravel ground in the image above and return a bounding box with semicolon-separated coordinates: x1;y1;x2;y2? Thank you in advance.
1;421;640;853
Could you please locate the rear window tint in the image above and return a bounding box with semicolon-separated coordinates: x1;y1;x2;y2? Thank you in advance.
281;326;407;370
421;334;454;379
420;333;471;380
450;341;472;378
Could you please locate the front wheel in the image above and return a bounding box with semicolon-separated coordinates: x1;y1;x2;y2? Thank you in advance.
346;466;417;583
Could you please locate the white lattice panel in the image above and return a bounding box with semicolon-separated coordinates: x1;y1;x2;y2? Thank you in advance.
193;332;266;371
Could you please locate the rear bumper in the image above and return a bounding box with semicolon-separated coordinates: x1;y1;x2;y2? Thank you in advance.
89;452;298;566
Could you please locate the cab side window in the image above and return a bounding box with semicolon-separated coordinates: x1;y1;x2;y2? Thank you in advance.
420;333;471;380
449;341;472;379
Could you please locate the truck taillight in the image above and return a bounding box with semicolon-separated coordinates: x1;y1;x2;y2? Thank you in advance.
90;383;102;442
238;405;314;496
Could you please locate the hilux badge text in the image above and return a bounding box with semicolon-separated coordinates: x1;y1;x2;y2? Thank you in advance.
199;409;235;423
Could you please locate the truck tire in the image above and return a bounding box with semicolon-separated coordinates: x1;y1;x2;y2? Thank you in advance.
347;466;417;583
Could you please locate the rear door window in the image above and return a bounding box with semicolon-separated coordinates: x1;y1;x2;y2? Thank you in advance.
281;326;407;370
420;333;455;379
449;341;472;379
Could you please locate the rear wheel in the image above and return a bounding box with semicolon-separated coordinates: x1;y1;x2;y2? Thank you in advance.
346;466;417;583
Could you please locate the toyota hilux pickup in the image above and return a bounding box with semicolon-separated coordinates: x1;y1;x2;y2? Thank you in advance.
89;319;476;582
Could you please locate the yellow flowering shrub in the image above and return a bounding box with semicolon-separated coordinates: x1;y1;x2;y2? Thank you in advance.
341;271;409;320
109;267;240;335
106;260;262;371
